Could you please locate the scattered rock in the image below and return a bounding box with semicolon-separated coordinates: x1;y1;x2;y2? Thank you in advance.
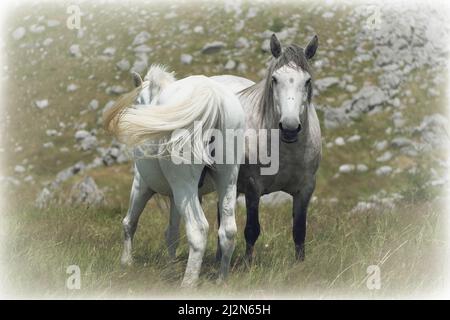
12;27;26;40
69;44;81;58
180;54;193;65
356;164;369;172
201;41;226;54
67;84;78;92
35;187;53;209
224;60;236;70
132;31;151;46
68;176;105;207
339;164;355;173
14;165;26;174
376;151;393;162
116;59;130;71
88;99;99;110
315;77;339;91
376;166;393;176
235;37;250;49
334;137;345;146
35;99;49;109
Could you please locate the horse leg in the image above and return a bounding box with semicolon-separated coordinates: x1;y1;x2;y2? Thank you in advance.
244;189;261;265
214;203;222;263
172;186;209;287
292;177;316;261
165;197;181;261
214;165;239;283
121;172;154;266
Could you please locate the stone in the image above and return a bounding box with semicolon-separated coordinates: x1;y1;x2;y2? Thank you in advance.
35;187;53;209
180;54;193;65
201;41;226;54
224;60;236;70
376;166;393;176
102;47;116;57
80;136;98;151
75;130;90;141
374;140;388;151
376;151;393;162
68;176;105;206
88;99;99;110
12;27;26;40
315;77;339;91
391;137;413;148
67;84;78;92
116;59;130;71
69;44;81;57
235;37;250;49
35;99;49;109
334;137;345;146
14;165;26;173
132;31;151;46
339;164;355;173
356;164;369;172
347;135;361;143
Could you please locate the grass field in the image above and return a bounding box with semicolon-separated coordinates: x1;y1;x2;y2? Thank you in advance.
0;1;449;298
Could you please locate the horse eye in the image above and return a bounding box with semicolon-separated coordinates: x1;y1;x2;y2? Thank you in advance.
272;76;278;84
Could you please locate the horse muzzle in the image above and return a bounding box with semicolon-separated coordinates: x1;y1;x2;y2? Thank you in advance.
279;123;302;143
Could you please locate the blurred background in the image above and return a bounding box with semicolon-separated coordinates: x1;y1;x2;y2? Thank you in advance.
0;0;449;298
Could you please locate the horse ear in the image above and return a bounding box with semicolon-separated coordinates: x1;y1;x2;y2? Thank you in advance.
270;34;282;58
131;71;143;88
305;35;318;59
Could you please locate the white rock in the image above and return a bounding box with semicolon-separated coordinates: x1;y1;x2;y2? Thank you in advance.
374;140;388;151
88;99;99;110
376;151;393;162
116;59;130;71
75;130;90;141
347;135;361;143
180;54;193;65
14;165;26;173
46;20;60;27
67;84;78;92
376;166;393;176
193;26;204;34
335;137;345;146
339;164;355;173
102;47;116;57
69;44;81;57
12;27;26;40
224;60;236;70
235;37;250;49
201;41;226;54
132;31;151;46
356;164;369;172
35;99;49;109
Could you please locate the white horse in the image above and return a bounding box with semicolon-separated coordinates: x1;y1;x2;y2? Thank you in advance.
104;65;245;287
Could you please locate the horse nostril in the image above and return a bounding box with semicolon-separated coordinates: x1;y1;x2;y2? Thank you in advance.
296;124;302;133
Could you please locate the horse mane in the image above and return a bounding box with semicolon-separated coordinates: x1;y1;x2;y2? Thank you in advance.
238;44;313;128
103;64;175;135
144;64;176;92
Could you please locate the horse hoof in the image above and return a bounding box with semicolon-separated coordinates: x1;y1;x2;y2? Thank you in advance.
295;246;305;261
121;255;134;266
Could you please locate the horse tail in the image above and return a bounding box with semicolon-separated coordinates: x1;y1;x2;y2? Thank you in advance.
104;78;225;165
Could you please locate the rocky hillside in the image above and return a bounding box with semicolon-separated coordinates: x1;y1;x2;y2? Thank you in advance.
1;0;448;211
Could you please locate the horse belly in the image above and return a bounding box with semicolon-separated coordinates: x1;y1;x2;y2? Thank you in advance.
135;158;172;195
